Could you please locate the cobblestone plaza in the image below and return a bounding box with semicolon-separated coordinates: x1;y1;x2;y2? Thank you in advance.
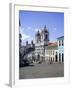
19;63;64;79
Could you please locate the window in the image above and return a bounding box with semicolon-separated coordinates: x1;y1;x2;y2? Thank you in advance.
55;52;58;62
56;52;57;54
45;34;48;40
59;41;61;46
62;40;64;46
51;57;52;62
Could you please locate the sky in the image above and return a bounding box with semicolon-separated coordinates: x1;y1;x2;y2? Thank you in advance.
19;10;64;45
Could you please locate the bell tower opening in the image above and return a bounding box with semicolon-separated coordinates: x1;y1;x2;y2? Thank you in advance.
43;25;49;45
45;34;48;40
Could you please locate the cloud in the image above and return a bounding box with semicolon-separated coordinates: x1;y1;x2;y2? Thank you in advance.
22;33;30;40
35;28;41;32
27;27;31;30
20;27;25;34
20;26;32;34
21;33;35;45
54;27;57;31
35;28;38;32
20;26;35;45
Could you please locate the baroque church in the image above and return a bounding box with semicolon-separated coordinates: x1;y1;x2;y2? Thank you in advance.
35;25;49;62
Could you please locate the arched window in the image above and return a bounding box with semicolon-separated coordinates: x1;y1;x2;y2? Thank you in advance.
51;51;52;55
51;57;52;62
62;40;64;46
53;51;54;55
59;41;61;46
45;34;48;40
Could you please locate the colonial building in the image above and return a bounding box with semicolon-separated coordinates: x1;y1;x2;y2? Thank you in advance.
23;41;35;60
45;42;58;63
57;36;64;62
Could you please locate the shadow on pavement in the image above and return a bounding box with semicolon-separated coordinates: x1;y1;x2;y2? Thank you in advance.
20;64;35;68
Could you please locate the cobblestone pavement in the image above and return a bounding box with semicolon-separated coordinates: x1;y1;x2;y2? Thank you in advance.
19;63;64;79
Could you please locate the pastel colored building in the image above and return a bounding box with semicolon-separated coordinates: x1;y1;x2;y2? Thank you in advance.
45;42;58;62
57;36;64;62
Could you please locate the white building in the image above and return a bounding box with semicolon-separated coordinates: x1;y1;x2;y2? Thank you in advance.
45;42;58;63
57;36;64;63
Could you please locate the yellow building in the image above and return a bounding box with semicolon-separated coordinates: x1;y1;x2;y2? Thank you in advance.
45;42;58;63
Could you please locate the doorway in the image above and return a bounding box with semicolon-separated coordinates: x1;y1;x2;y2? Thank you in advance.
62;53;64;62
59;53;61;62
55;52;58;62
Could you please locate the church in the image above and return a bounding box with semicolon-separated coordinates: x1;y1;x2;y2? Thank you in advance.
35;25;49;62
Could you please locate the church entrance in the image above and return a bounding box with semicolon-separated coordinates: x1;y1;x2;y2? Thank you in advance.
37;54;40;61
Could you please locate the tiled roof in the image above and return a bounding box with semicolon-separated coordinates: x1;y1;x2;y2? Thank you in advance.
48;42;58;47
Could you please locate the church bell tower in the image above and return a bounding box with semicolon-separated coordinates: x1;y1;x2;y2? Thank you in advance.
41;25;49;45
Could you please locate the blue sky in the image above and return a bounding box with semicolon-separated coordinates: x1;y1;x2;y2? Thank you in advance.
19;10;64;45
